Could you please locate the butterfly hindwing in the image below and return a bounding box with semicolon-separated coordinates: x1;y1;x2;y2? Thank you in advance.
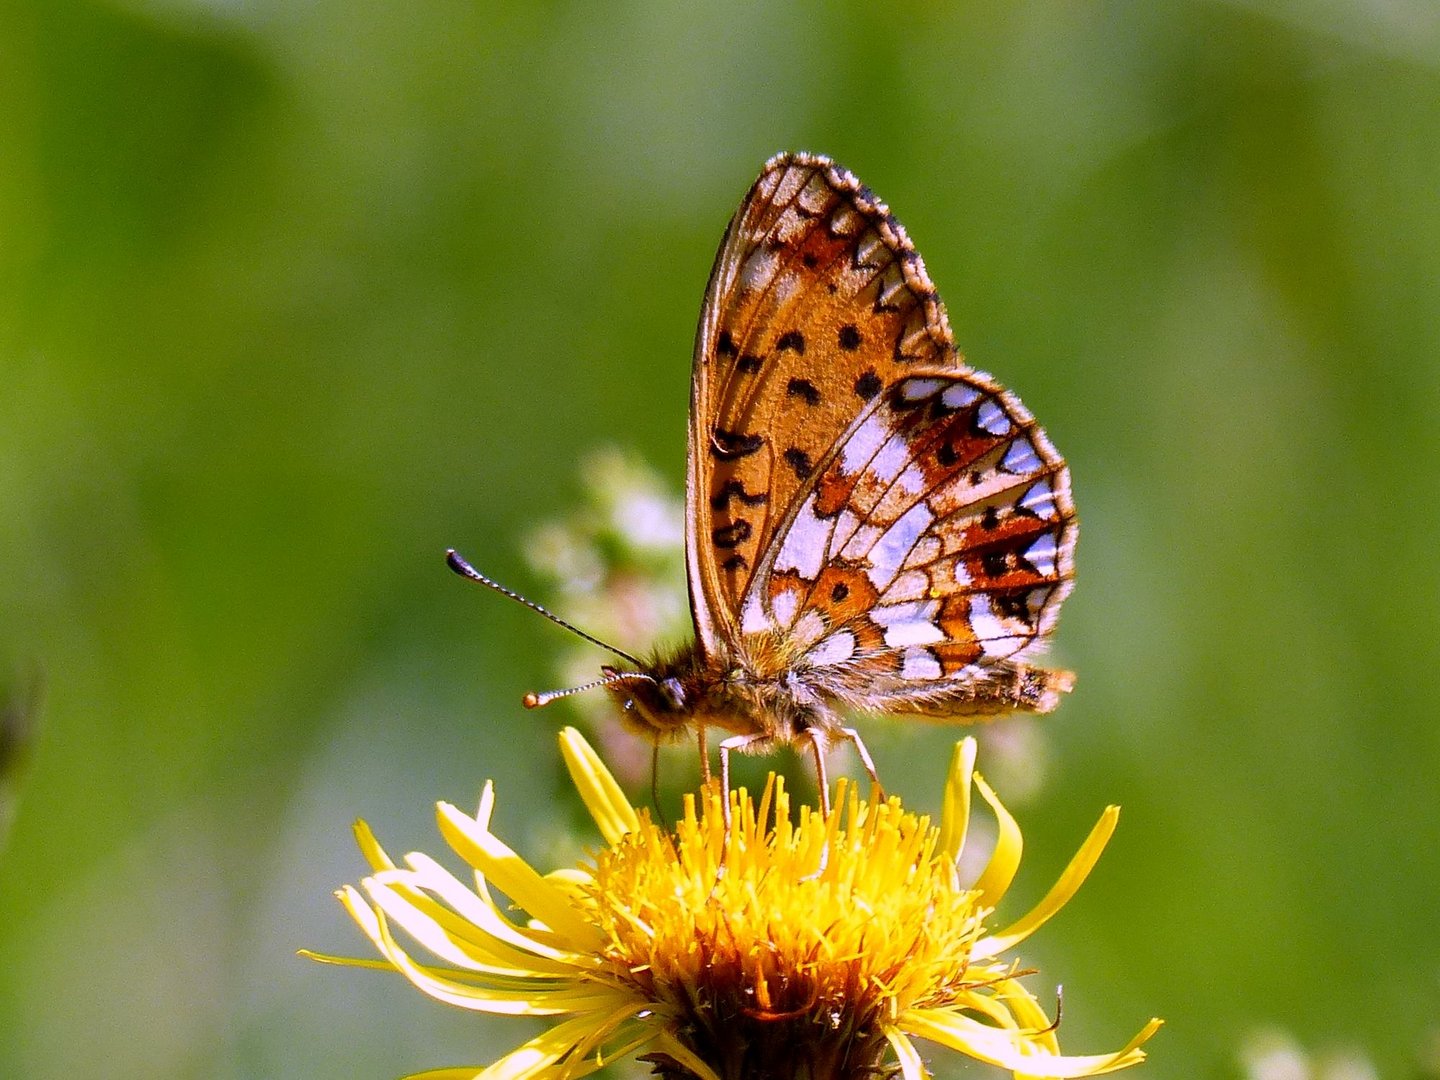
687;154;963;655
738;370;1076;715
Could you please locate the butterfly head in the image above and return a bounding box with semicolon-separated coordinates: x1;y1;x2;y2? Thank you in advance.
600;664;693;738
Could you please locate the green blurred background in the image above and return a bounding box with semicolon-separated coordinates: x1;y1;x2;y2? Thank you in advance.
3;2;1438;1077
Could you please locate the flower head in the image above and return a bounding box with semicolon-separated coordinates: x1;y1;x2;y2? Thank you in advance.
306;730;1160;1079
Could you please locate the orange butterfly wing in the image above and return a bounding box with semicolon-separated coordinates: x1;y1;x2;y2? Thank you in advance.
687;153;1076;718
687;153;962;657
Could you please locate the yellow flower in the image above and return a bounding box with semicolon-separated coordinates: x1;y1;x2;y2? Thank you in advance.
305;730;1161;1079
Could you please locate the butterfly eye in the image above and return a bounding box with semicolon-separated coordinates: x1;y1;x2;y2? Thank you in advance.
659;678;686;710
622;699;635;711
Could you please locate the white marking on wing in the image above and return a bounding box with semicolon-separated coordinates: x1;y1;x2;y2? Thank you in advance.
792;610;826;649
1026;585;1055;618
942;383;980;410
901;648;943;680
865;503;932;590
1021;478;1056;515
829;206;862;236
883;569;930;602
772;165;806;205
741;592;769;635
772;589;799;628
774;496;833;580
1023;533;1057;576
903;535;941;569
883;620;945;648
797;175;834;216
841;523;884;560
877;266;907;307
740;248;778;293
831;509;862;556
840;413;890;475
805;630;856;667
871;600;939;627
1002;438;1043;475
771;270;802;306
893;462;927;498
855;229;886;267
897;377;944;402
976;400;1010;436
868;433;910;485
969;594;1021;657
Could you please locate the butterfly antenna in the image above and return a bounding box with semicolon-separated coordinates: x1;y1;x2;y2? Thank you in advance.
523;670;658;710
445;549;646;668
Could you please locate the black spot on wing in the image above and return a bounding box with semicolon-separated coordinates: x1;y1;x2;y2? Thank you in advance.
712;520;753;549
710;480;768;510
993;588;1035;624
853;369;882;400
786;378;821;405
711;428;763;460
776;330;806;354
783;447;814;480
981;550;1009;579
838;324;862;350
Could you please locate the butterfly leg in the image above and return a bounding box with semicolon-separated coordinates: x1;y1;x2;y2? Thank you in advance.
718;732;769;829
696;721;711;786
806;731;833;817
837;727;884;802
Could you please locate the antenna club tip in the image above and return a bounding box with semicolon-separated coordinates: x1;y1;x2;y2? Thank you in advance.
522;692;542;709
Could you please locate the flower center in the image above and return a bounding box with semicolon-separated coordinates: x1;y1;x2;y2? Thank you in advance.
586;781;992;1079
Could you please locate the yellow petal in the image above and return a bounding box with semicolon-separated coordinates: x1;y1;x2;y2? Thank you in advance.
400;1069;484;1080
971;769;1023;911
938;738;977;867
337;883;386;947
347;890;616;1016
649;1031;724;1080
362;874;579;977
381;854;588;970
474;1012;619;1079
472;1007;659;1080
905;1008;1159;1078
554;1002;652;1079
1016;1019;1164;1079
296;949;398;973
436;801;607;953
354;819;398;872
975;806;1119;961
884;1025;931;1080
560;726;641;843
989;976;1062;1055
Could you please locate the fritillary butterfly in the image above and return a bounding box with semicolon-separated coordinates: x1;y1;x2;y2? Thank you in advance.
459;152;1077;803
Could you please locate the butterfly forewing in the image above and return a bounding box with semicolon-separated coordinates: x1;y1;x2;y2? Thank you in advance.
688;154;963;654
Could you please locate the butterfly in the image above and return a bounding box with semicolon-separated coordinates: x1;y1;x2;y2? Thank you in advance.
451;152;1076;808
